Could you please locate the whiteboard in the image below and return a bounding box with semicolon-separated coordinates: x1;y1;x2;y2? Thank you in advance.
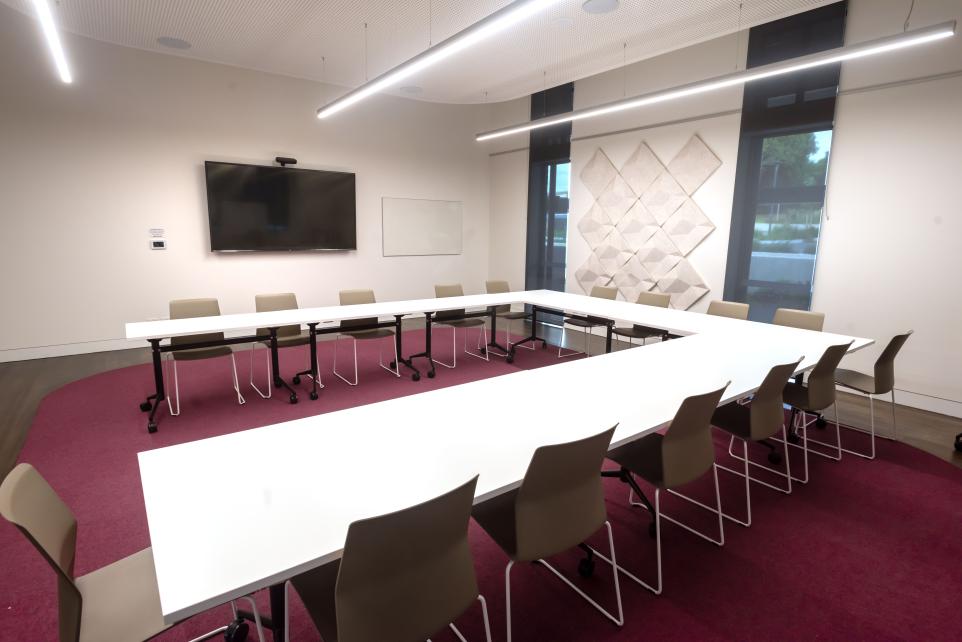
382;197;462;256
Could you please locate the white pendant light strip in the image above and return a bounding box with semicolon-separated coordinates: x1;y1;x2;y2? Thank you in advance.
476;20;956;141
318;0;560;119
30;0;72;83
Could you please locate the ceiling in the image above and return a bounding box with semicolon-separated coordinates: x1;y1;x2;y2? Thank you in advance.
4;0;839;104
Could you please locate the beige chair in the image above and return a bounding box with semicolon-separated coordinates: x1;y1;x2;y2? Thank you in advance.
612;291;671;348
772;307;824;331
433;284;489;368
284;476;491;642
775;341;854;483
706;300;750;320
601;383;729;595
334;289;400;385
166;298;244;416
559;285;618;359
832;331;912;459
485;280;533;354
249;293;316;399
711;359;802;527
472;427;622;642
0;463;265;642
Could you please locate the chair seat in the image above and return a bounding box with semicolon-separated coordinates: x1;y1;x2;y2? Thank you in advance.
834;368;879;394
258;331;311;348
710;402;753;440
471;488;520;560
290;559;341;642
437;318;486;329
607;433;664;488
564;317;605;328
171;345;233;361
339;328;395;340
611;325;662;340
497;311;529;321
783;381;822;412
75;548;170;642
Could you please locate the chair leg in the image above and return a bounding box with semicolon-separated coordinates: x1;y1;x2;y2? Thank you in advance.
378;335;402;377
442;595;493;642
433;325;457;369
165;355;181;416
248;344;272;399
891;389;898;441
186;597;266;642
504;561;515;642
714;439;752;527
838;394;877;459
722;424;793;495
801;403;843;461
462;323;490;362
509;317;535;351
229;353;246;406
594;481;663;596
557;324;586;359
630;465;725;547
332;335;360;385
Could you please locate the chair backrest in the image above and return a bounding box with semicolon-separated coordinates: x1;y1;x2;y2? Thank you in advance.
804;341;853;410
0;464;82;642
749;359;803;441
662;383;729;488
338;289;378;330
169;298;224;347
334;476;480;642
590;285;618;300
706;300;749;320
873;331;912;394
485;280;512;314
434;284;466;321
772;308;824;331
636;291;671;307
254;293;301;338
514;426;616;561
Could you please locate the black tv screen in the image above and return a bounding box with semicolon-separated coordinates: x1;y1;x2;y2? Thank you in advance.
205;161;356;251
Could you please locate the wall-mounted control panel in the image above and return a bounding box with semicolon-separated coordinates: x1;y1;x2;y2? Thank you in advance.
150;239;167;250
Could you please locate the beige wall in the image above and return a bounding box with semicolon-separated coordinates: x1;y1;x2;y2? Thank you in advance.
0;5;492;360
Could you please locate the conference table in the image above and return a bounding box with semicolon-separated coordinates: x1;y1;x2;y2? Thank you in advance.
132;290;872;638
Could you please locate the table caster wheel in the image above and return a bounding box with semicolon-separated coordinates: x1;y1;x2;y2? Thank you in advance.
427;370;436;379
147;423;158;434
139;401;152;412
815;416;827;429
310;391;319;400
541;341;548;349
412;372;421;382
954;433;962;453
768;451;782;465
506;354;514;364
292;375;301;385
389;360;397;369
648;521;657;538
787;431;800;444
289;394;298;404
577;557;595;578
224;619;249;642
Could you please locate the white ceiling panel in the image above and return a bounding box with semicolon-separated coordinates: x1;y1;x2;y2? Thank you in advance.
3;0;839;104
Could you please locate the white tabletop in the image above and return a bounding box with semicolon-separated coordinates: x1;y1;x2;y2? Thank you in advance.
137;291;872;623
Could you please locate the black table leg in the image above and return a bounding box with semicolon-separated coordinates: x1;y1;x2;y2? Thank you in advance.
269;583;285;640
507;306;548;362
390;315;420;381
398;312;436;380
308;323;319;400
270;328;298;404
487;306;509;356
143;338;165;433
605;323;614;354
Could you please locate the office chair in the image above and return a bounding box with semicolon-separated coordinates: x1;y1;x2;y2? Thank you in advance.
772;307;825;331
249;293;316;399
284;476;491;642
166;298;244;416
712;359;803;526
706;300;750;320
831;331;913;459
0;463;265;642
333;289;400;385
433;284;489;368
612;291;671;348
472;427;622;642
601;383;729;595
484;280;533;354
559;285;618;358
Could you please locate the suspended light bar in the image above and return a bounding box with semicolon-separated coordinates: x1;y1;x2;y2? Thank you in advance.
30;0;72;84
318;0;560;119
476;20;956;141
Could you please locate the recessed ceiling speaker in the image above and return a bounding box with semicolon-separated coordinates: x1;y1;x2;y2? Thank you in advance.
582;0;619;15
156;36;192;50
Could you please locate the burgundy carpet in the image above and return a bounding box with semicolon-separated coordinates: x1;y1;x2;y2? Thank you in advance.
2;329;961;641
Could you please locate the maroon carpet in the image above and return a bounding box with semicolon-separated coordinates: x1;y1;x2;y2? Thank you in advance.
2;330;961;641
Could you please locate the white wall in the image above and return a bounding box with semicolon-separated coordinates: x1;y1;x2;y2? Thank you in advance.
0;5;492;360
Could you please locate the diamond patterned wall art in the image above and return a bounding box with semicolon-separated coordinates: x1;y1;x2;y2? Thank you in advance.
611;254;656;303
577;203;614;247
640;171;687;225
666;135;721;195
593;230;634;275
574;253;611;294
662;199;715;256
597;174;637;224
635;228;681;280
656;258;709;310
620;142;664;196
616;201;660;253
579;149;619;200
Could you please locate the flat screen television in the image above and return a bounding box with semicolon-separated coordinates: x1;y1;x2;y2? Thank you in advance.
205;161;356;251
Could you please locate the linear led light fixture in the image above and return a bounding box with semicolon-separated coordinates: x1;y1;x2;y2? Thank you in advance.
317;0;560;119
476;20;956;141
30;0;72;83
